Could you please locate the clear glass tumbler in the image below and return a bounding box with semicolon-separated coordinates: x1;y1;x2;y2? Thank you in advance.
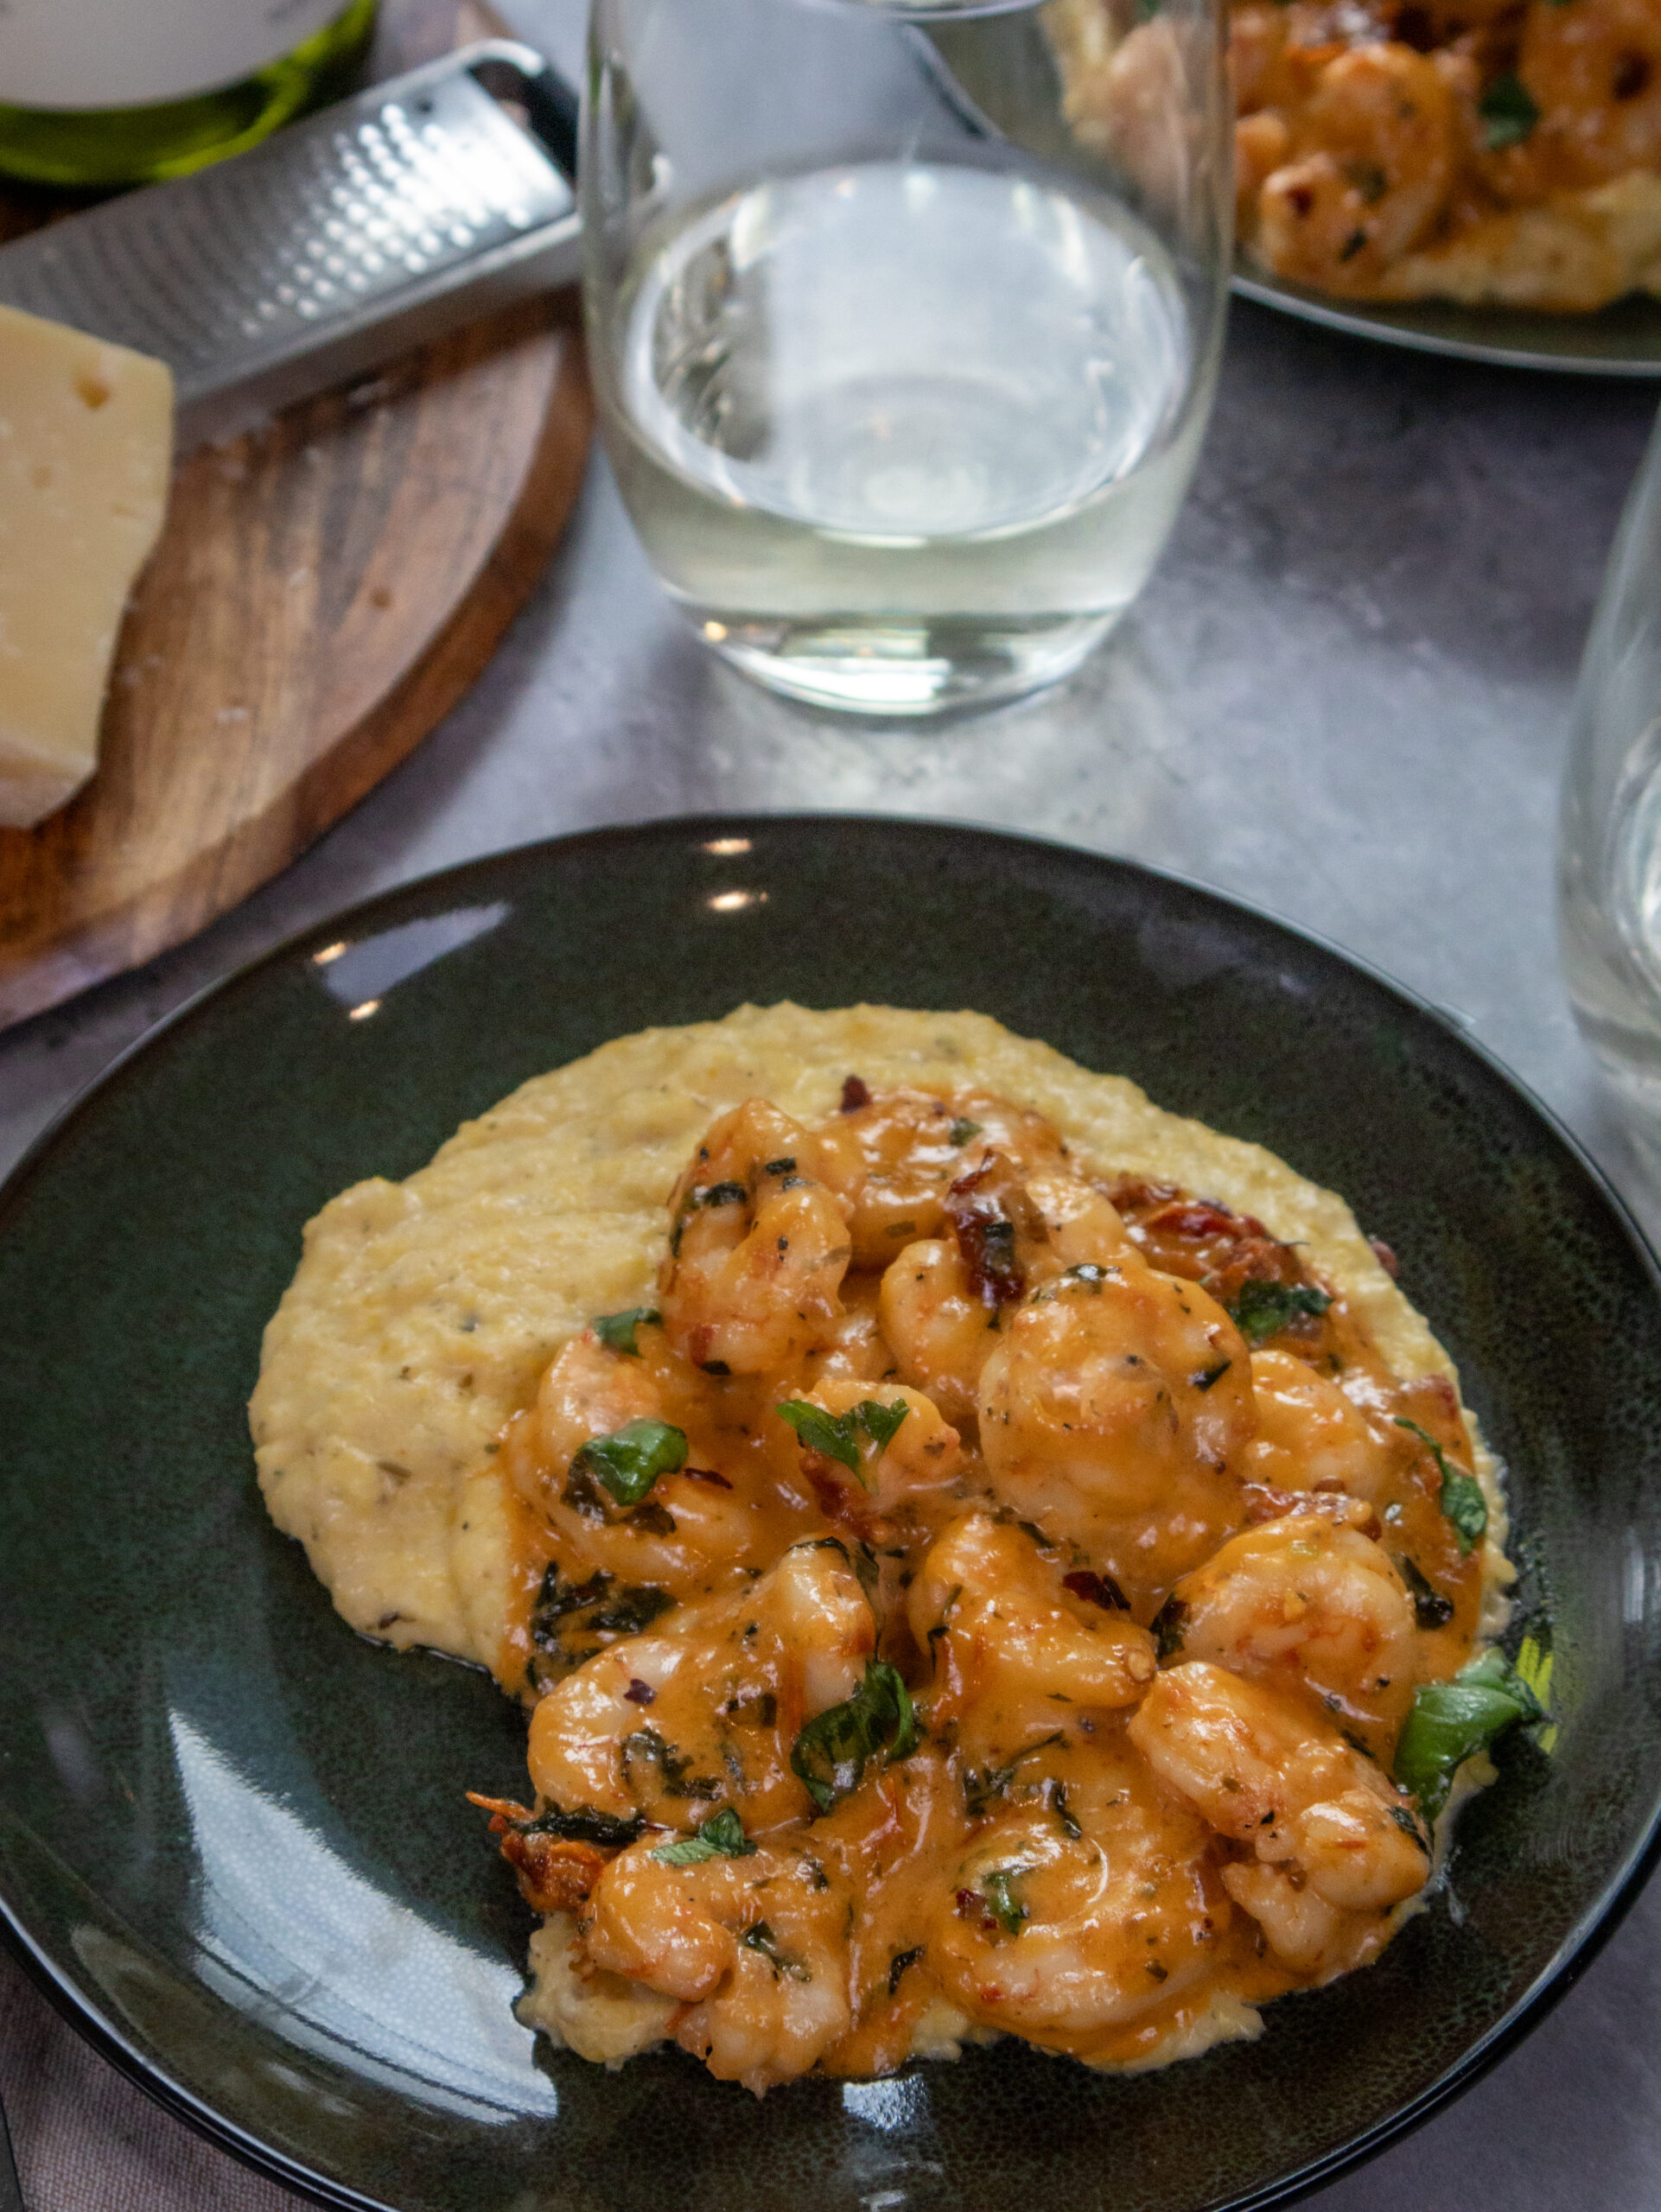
581;0;1231;715
1559;404;1661;1153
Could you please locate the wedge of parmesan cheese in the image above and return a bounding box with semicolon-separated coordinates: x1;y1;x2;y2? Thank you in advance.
0;302;173;829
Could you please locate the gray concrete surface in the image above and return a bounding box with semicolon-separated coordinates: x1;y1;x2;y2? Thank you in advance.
2;3;1658;2202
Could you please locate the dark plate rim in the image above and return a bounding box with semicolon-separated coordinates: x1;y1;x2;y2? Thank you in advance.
1231;267;1661;376
4;810;1661;2212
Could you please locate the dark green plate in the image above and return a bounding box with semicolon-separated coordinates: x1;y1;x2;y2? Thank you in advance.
3;816;1660;2212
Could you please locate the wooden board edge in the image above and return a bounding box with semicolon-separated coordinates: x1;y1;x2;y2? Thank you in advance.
0;307;593;1035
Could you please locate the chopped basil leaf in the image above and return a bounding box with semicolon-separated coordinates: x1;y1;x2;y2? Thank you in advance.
574;1417;689;1507
777;1399;859;1472
1151;1592;1189;1662
592;1306;660;1357
1393;1647;1544;1820
1396;1418;1488;1553
515;1802;644;1849
1480;71;1538;149
526;1565;673;1687
1399;1554;1456;1630
949;1118;983;1147
651;1807;758;1865
588;1583;675;1637
1049;1778;1083;1840
1389;1802;1431;1854
741;1920;811;1980
621;1726;722;1801
777;1398;908;1488
982;1866;1028;1936
1228;1279;1332;1344
763;1156;796;1176
857;1397;910;1453
964;1732;1066;1820
791;1659;918;1813
888;1945;926;1995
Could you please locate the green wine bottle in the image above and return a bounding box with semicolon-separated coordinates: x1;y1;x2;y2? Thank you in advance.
0;0;378;191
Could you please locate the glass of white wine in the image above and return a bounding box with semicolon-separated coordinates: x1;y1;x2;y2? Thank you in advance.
582;0;1231;717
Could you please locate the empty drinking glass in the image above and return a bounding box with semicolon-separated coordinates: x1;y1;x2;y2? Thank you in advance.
1559;404;1661;1160
581;0;1231;715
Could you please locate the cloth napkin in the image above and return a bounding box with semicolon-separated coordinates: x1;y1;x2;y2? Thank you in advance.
0;1948;305;2212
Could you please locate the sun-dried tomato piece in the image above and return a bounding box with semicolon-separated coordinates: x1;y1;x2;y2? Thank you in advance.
945;1159;1026;1306
499;1831;607;1914
1062;1567;1131;1612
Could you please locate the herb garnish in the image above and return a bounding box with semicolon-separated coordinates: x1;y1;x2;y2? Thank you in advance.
857;1398;909;1452
949;1118;983;1147
1399;1554;1456;1630
888;1945;926;1995
776;1397;910;1488
741;1921;811;1979
1480;72;1539;149
574;1417;689;1508
1396;1418;1487;1553
1151;1592;1190;1662
981;1866;1029;1936
652;1807;758;1865
1048;1778;1083;1840
592;1306;661;1357
1393;1647;1544;1820
963;1733;1066;1820
621;1726;722;1801
791;1660;918;1812
1389;1802;1431;1853
527;1566;674;1688
513;1803;644;1850
589;1584;676;1637
1227;1279;1332;1344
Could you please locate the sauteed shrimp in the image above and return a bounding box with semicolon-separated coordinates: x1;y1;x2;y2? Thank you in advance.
469;1071;1511;2094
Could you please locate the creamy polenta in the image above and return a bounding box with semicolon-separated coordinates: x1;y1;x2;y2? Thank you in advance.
251;1004;1533;2094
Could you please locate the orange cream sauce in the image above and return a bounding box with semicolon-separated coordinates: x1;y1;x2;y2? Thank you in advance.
484;1084;1484;2090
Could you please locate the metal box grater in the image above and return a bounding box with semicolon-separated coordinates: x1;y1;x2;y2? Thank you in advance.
0;40;582;449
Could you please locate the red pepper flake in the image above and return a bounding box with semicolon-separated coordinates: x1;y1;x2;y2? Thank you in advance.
1369;1236;1400;1279
841;1074;871;1113
955;1886;998;1933
624;1679;657;1705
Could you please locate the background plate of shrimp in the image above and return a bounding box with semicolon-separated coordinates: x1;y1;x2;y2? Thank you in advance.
4;815;1661;2212
1052;0;1661;370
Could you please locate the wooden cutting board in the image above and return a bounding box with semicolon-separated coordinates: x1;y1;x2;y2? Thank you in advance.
0;0;594;1033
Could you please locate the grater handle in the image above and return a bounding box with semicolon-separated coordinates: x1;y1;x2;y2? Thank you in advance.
470;41;580;179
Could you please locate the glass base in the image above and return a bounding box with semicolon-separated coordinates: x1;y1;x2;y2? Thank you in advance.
691;610;1117;718
0;0;376;188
